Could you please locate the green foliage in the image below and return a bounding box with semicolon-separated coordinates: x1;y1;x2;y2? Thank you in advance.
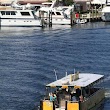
63;0;73;6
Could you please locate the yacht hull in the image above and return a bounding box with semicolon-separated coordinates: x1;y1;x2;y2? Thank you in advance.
101;13;110;21
0;19;41;27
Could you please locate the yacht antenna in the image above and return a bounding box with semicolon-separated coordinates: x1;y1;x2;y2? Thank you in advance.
74;68;75;74
66;71;68;76
54;69;57;81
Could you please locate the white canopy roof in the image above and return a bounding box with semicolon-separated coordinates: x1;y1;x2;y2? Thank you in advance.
91;0;106;4
46;73;104;88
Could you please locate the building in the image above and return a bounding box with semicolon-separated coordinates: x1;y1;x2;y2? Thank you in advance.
0;0;48;5
18;0;48;4
73;0;91;12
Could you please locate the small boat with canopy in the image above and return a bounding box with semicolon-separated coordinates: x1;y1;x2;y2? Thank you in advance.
39;71;105;110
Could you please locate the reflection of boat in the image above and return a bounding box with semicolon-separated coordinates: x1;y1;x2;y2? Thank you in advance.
0;9;41;27
38;72;105;110
75;19;87;24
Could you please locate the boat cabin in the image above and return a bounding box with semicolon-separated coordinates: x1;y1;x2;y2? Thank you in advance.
40;72;105;110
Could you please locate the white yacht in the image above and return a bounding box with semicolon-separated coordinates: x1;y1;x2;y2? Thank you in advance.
101;4;110;21
0;1;42;27
0;9;42;27
36;0;74;25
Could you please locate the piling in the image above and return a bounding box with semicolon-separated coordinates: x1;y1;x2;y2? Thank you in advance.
0;17;1;28
70;9;74;26
48;10;52;27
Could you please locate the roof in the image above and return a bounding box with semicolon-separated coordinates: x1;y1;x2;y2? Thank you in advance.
102;6;110;12
91;0;106;4
74;0;91;2
46;73;104;88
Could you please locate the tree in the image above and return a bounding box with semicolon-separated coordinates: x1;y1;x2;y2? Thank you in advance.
62;0;73;6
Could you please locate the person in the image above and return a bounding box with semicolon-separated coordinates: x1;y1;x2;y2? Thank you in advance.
79;95;83;102
49;93;56;102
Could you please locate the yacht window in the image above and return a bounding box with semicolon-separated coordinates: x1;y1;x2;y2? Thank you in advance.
56;12;61;15
21;12;30;16
52;12;55;15
6;11;10;15
11;11;16;15
31;11;35;16
1;11;5;15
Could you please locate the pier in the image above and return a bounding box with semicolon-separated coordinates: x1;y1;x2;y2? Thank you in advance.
74;7;102;23
79;11;102;22
38;6;102;27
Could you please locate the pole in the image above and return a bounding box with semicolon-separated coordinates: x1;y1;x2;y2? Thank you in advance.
70;9;73;26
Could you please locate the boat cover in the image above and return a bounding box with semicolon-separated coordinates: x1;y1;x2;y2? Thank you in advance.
46;73;104;88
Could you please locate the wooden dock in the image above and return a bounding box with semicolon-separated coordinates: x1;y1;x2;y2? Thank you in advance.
74;8;102;22
39;9;102;27
79;12;102;22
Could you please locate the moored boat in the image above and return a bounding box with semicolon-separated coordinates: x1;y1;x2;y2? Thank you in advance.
35;0;74;25
101;0;110;22
101;4;110;21
38;71;105;110
0;8;42;27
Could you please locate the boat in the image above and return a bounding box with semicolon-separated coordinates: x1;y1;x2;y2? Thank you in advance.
35;0;74;25
75;19;87;24
38;71;105;110
0;9;42;27
0;1;42;27
101;3;110;21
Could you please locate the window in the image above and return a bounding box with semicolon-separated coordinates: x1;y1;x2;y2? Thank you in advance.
1;11;5;15
11;11;16;15
21;12;30;16
52;12;55;15
56;12;61;15
31;11;35;16
6;11;10;15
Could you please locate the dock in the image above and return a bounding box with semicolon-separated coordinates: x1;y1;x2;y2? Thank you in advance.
39;8;102;27
79;12;102;22
74;8;102;23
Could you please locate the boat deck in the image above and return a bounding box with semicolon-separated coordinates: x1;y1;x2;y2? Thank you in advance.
56;108;65;110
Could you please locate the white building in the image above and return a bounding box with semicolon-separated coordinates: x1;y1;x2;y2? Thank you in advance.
0;0;48;5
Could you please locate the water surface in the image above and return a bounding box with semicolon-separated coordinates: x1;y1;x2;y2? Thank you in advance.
0;22;110;110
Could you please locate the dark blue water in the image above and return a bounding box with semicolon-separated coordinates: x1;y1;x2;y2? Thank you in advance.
0;22;110;110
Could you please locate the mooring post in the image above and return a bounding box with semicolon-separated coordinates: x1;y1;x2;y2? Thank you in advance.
48;10;52;27
70;9;73;26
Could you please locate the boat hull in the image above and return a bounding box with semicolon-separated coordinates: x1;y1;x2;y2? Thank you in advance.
0;19;41;27
45;18;71;25
101;13;110;21
80;88;105;110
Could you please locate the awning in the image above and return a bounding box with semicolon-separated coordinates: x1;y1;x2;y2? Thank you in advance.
46;73;104;88
0;0;14;4
91;0;106;4
74;0;91;2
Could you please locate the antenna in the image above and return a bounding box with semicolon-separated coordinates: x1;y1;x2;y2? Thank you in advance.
74;68;75;74
66;71;68;76
54;69;57;81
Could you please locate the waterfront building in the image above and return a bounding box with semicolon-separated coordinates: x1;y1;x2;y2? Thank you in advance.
0;0;48;5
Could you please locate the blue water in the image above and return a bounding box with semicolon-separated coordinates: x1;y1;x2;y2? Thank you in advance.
0;22;110;110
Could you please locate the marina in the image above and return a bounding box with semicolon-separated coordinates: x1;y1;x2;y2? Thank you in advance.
0;0;107;27
0;0;110;110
